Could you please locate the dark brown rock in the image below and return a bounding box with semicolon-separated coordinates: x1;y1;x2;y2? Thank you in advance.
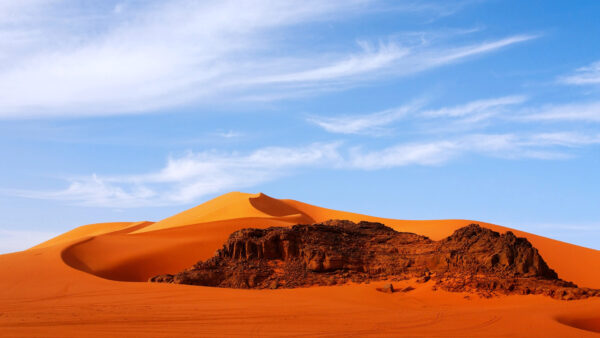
149;220;600;300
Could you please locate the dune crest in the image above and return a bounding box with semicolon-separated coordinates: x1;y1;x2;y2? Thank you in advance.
30;221;153;250
133;192;313;234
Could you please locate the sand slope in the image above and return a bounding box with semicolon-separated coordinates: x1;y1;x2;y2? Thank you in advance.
0;192;599;337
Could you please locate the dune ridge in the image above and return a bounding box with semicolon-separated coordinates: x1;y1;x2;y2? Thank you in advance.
134;192;314;234
1;191;599;336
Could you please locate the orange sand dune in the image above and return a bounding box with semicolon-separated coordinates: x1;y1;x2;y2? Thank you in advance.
1;192;599;337
31;221;150;250
135;192;314;233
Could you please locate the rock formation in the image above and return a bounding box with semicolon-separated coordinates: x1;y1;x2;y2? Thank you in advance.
150;220;600;300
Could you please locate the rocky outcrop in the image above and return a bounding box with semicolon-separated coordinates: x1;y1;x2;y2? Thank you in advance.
150;220;600;300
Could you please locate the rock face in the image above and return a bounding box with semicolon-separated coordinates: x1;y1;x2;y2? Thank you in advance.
150;220;600;300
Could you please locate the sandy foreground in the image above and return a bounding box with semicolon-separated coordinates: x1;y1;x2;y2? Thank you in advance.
1;192;599;337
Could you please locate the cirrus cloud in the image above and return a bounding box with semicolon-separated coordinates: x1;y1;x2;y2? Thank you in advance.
8;131;600;207
0;0;537;118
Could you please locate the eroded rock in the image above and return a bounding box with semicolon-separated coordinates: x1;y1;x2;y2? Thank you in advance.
149;220;600;300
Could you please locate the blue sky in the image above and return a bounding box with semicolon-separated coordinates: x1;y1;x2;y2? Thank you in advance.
0;0;599;253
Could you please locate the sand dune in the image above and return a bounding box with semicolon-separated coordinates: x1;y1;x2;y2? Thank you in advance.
134;192;313;233
30;221;150;250
1;192;599;336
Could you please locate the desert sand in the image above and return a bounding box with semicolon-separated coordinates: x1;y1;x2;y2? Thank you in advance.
0;192;599;337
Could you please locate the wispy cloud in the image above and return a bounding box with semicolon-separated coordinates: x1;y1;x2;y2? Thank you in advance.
9;131;599;207
214;130;243;139
348;132;600;169
250;35;536;90
308;101;423;134
428;35;537;65
526;132;600;147
309;95;526;134
421;95;526;119
0;0;368;117
310;94;600;138
10;143;343;207
251;41;410;85
348;140;457;168
521;101;600;122
0;0;537;118
559;60;600;85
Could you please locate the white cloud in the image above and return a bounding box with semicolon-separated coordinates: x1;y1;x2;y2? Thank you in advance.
10;131;600;207
309;95;526;134
311;95;600;138
250;41;410;85
526;132;600;147
349;140;457;169
0;0;537;118
349;132;600;170
559;60;600;85
0;0;368;117
521;101;600;122
215;130;242;139
249;35;536;90
12;143;343;207
308;101;423;134
421;95;527;118
429;35;537;65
